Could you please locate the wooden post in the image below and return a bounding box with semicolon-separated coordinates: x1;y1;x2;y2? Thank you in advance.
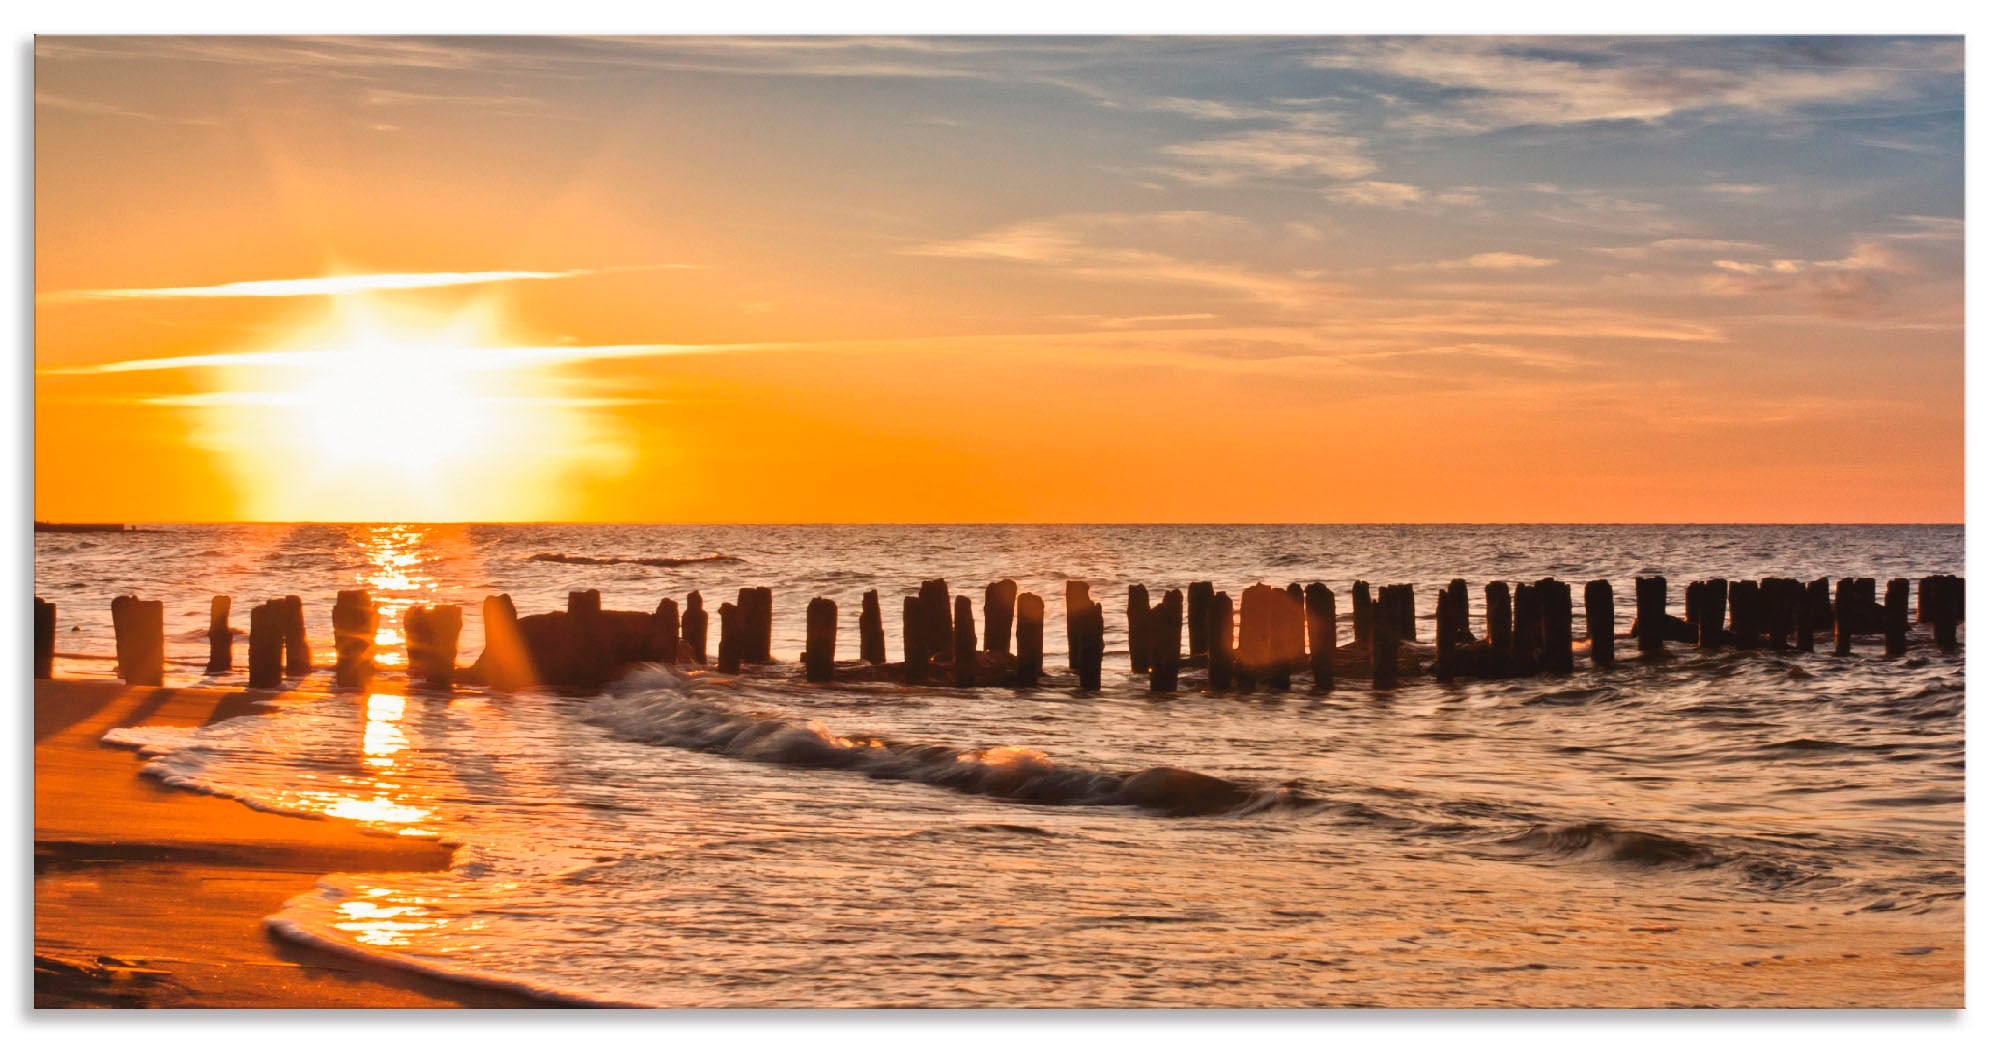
1381;584;1415;642
1125;584;1152;673
34;597;55;680
953;596;978;687
684;591;708;664
1064;581;1090;680
1793;580;1816;652
1697;579;1728;650
1207;590;1234;693
1352;581;1373;648
740;587;774;664
1807;578;1833;633
859;590;886;665
1539;579;1573;675
1148;589;1183;694
333;590;378;690
1884;578;1909;659
806;597;837;682
919;580;952;673
1074;601;1104;692
1445;579;1471;643
1635;576;1664;654
1833;579;1854;656
984;580;1017;656
1511;582;1542;670
1370;591;1398;691
1434;588;1458;682
111;596;165;687
281;595;311;676
1281;583;1307;663
205;595;232;674
1485;581;1511;650
1237;584;1273;691
405;604;461;689
479;593;527;691
1305;582;1337;690
718;602;742;674
1187;581;1214;657
1585;579;1614;667
1014;592;1044;687
651;597;681;664
1927;575;1962;652
1760;579;1792;651
570;589;603;683
248;600;284;689
903;595;928;685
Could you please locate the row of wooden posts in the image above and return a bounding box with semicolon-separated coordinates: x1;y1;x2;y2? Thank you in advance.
34;572;1965;693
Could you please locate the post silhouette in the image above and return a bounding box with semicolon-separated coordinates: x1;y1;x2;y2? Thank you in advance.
903;595;928;685
248;600;283;689
1370;591;1398;690
953;596;977;688
859;590;886;665
1635;576;1665;654
1585;579;1614;667
984;580;1017;655
1484;581;1511;650
806;597;837;682
206;595;232;674
34;598;55;679
684;591;708;664
1125;584;1152;673
1073;601;1104;692
1305;582;1337;690
1207;590;1235;692
281;595;311;677
717;602;742;674
405;604;461;689
111;596;164;687
1014;592;1044;687
1187;581;1214;657
1149;589;1183;694
651;597;681;664
1884;578;1908;659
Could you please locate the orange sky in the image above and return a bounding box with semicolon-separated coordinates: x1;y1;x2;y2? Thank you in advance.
34;36;1964;522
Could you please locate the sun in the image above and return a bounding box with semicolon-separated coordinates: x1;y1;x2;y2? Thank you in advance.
188;295;628;521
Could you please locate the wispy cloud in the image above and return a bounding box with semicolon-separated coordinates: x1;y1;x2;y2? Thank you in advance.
1392;252;1558;273
38;265;696;304
37;342;757;378
1309;37;1961;132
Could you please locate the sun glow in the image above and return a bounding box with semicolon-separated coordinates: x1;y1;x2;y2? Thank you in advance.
185;296;635;521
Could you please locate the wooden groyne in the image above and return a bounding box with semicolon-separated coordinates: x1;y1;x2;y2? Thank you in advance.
33;570;1967;693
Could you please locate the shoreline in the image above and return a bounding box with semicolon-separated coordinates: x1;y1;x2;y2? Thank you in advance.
33;677;564;1009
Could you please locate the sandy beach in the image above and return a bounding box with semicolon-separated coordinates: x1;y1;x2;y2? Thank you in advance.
32;677;556;1008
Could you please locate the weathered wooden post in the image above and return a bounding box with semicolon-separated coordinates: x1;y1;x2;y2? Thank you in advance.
205;595;232;674
1833;579;1854;656
655;596;684;663
1305;582;1337;690
111;596;165;687
1281;583;1307;664
1585;580;1614;667
569;589;603;682
404;604;461;690
859;590;886;666
1434;588;1458;682
1697;579;1728;650
336;587;378;687
1014;592;1044;687
1207;590;1234;692
1187;581;1214;657
1760;580;1792;651
1074;600;1104;692
1884;578;1909;659
1063;581;1090;680
1635;576;1665;655
34;597;55;679
684;591;708;664
1384;584;1417;642
903;595;928;685
1148;589;1183;694
717;602;742;674
248;599;284;689
479;594;526;690
1125;584;1153;673
806;597;837;682
1370;591;1398;691
1539;579;1573;675
1792;580;1816;652
984;580;1017;656
1352;581;1373;648
1237;584;1273;691
1511;582;1542;670
953;596;978;688
1485;581;1511;650
1806;578;1832;634
1444;580;1471;644
739;587;774;664
281;595;311;677
919;580;952;671
1922;575;1961;652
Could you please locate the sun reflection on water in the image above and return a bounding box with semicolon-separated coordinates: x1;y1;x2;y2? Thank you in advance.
354;525;439;669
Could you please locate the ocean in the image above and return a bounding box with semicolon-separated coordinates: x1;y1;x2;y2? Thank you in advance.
35;523;1965;1006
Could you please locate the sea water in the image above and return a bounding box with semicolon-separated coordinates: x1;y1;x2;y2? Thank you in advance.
39;524;1964;1006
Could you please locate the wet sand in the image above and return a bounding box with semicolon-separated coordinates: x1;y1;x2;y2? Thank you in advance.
33;677;556;1008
